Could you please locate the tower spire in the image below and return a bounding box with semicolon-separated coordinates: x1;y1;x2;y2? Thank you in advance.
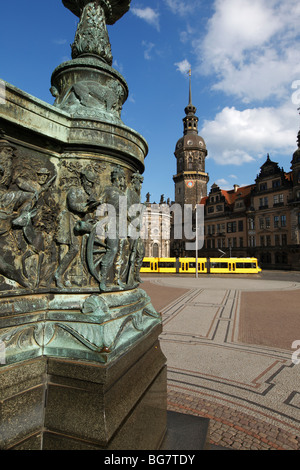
183;68;198;134
188;68;192;105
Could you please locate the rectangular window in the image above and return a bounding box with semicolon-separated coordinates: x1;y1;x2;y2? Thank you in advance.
227;222;237;233
274;216;279;228
272;179;281;188
238;220;243;232
259;218;264;229
282;234;287;245
259;197;268;208
266;217;270;228
249;236;256;247
274;194;284;205
281;215;286;227
248;218;255;230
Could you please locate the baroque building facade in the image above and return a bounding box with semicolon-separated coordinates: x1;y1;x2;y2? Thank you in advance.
199;135;300;270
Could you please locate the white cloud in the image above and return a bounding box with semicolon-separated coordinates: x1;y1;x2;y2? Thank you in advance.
175;59;191;75
131;7;160;31
194;0;300;103
164;0;200;16
142;41;155;60
200;102;298;166
215;178;230;188
53;39;67;45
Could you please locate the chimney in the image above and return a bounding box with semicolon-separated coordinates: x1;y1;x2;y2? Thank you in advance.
233;184;240;192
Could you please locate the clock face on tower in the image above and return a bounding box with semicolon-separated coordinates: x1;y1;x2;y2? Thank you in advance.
186;180;194;188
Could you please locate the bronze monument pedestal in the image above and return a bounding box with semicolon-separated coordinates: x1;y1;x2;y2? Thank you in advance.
0;0;168;450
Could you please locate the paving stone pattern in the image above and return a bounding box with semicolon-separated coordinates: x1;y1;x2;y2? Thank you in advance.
141;276;300;451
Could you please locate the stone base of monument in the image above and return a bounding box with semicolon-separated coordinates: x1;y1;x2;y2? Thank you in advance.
0;359;210;451
161;411;210;451
0;324;168;450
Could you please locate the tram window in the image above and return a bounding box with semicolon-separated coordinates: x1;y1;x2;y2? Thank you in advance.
154;263;157;270
158;262;175;268
211;262;228;269
142;261;150;267
189;262;196;268
236;262;257;269
181;264;185;271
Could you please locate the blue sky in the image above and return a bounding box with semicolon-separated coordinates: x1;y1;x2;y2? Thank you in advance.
1;0;300;203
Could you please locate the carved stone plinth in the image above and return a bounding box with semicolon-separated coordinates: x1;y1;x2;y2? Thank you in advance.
0;324;167;450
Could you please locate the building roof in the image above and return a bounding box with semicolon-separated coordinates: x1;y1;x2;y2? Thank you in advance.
200;183;254;208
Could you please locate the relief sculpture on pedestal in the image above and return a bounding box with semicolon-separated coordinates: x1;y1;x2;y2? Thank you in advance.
0;0;160;367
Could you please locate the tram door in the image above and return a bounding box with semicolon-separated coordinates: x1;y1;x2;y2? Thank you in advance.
150;260;158;272
228;262;236;272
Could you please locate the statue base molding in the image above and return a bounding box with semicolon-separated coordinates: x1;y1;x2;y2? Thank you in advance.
0;323;167;450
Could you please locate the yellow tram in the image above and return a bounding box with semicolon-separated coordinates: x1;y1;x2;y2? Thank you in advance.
141;257;261;274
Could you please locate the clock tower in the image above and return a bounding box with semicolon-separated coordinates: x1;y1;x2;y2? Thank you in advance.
173;72;209;208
